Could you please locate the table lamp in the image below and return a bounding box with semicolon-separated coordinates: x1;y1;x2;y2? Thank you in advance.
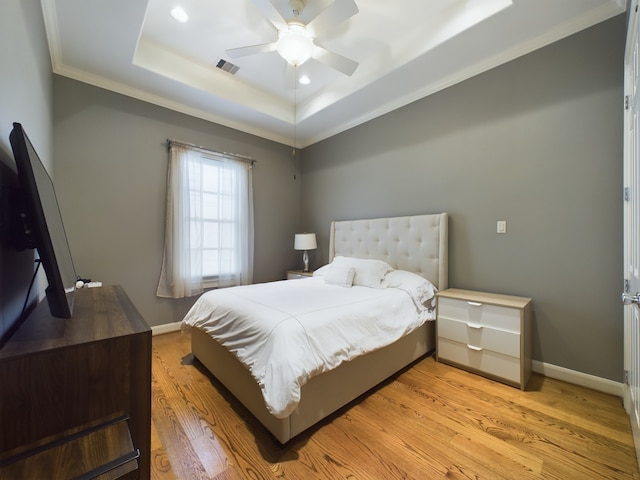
294;233;317;272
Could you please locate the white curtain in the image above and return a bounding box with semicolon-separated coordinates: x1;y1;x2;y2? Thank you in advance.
156;143;254;298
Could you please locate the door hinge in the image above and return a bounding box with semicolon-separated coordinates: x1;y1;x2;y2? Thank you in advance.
625;95;631;110
624;369;630;384
624;187;631;202
625;278;630;293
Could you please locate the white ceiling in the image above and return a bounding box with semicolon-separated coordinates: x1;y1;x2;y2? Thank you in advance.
41;0;626;148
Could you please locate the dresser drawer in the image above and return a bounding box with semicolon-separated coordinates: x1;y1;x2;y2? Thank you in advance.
437;317;520;357
437;337;521;384
437;297;521;333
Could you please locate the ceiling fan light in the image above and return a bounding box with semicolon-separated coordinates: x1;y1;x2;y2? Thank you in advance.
277;24;314;67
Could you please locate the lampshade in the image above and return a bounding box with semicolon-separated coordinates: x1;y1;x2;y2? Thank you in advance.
277;24;314;67
294;233;317;250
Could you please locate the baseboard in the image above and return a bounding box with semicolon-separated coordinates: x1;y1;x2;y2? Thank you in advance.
532;360;623;397
151;322;182;336
147;324;624;398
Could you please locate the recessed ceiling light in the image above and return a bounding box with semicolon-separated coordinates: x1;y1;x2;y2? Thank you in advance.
298;75;311;85
170;6;189;23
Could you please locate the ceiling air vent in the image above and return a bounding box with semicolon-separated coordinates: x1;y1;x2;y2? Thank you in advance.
216;59;239;75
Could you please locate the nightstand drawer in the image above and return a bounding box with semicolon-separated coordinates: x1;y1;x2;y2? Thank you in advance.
437;317;521;357
438;297;521;333
437;337;521;384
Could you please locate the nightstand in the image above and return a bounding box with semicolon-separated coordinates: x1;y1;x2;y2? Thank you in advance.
286;270;314;280
436;289;532;390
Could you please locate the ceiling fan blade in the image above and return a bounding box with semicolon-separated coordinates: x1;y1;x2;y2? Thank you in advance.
251;0;289;31
313;46;358;76
226;42;278;58
306;0;359;37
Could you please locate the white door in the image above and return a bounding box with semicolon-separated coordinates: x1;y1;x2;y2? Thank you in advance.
624;0;640;469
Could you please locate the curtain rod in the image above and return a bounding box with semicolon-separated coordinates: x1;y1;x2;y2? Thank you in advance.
166;138;256;165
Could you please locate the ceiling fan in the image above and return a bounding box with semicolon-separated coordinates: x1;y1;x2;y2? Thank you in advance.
226;0;359;76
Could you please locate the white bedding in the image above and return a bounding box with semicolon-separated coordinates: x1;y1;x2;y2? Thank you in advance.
181;272;436;418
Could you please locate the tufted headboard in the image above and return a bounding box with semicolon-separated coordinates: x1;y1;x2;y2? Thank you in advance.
328;213;448;290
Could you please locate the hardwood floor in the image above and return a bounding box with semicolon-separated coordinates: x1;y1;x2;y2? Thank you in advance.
150;331;640;479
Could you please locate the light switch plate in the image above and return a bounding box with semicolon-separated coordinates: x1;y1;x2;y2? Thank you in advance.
497;221;507;234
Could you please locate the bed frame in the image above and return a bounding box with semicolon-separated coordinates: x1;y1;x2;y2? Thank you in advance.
191;213;448;443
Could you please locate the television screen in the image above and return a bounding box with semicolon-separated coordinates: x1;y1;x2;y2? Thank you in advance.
9;123;76;318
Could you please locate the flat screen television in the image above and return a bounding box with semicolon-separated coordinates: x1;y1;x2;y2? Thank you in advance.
8;122;76;320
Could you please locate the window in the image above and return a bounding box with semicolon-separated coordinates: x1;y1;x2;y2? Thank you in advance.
156;142;254;298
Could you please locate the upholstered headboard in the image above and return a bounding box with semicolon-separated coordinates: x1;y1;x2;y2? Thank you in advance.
328;213;448;290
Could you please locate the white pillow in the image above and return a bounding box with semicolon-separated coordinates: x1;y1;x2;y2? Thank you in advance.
313;264;330;277
331;256;392;288
385;269;438;313
323;266;356;287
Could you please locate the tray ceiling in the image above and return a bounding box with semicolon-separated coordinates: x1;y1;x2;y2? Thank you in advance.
42;0;625;147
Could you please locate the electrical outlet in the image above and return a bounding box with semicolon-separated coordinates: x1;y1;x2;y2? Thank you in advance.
497;221;507;234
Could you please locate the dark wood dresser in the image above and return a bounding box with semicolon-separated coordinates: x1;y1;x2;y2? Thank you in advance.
0;285;151;479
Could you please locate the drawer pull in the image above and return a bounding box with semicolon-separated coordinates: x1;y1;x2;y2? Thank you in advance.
466;322;483;329
467;344;483;352
467;301;483;307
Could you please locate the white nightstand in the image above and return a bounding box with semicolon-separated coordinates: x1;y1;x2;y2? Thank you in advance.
286;270;314;280
436;289;532;390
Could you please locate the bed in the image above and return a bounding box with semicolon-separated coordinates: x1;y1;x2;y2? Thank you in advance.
182;213;448;444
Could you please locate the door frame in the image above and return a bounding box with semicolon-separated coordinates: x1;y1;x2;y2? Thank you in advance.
623;0;640;470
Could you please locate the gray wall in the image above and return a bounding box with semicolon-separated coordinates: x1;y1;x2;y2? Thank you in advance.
50;14;626;381
53;77;302;327
301;16;625;381
0;0;52;162
0;0;53;333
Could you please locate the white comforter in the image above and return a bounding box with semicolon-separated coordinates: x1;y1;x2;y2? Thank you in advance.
181;276;434;418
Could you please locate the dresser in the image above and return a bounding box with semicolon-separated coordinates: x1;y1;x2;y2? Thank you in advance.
0;285;151;479
436;289;532;390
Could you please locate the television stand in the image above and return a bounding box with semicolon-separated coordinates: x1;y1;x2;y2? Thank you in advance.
0;285;151;479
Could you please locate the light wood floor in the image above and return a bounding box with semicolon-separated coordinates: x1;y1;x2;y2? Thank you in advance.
150;331;640;479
